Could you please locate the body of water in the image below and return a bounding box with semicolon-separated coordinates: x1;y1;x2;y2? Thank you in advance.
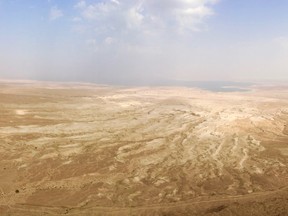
151;80;253;92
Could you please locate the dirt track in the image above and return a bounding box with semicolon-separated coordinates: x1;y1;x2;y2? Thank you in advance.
4;185;288;215
0;81;288;215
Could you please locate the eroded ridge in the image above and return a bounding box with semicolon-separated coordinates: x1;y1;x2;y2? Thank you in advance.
0;82;288;215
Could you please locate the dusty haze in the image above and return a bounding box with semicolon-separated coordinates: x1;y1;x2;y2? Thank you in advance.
1;1;288;83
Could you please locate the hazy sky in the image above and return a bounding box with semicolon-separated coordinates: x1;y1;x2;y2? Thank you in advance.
0;0;288;84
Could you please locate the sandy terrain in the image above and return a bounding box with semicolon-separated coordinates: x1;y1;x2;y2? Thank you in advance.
0;81;287;215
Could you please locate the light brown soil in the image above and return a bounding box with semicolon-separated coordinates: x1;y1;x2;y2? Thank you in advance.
0;81;288;215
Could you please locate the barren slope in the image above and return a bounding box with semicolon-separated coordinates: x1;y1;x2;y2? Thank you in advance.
0;82;288;215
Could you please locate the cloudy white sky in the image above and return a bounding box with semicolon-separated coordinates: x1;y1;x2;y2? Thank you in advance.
0;0;288;84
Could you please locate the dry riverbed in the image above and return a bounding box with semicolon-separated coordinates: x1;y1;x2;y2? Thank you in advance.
0;81;288;215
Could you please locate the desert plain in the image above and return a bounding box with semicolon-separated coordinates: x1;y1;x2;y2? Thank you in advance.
0;81;288;215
